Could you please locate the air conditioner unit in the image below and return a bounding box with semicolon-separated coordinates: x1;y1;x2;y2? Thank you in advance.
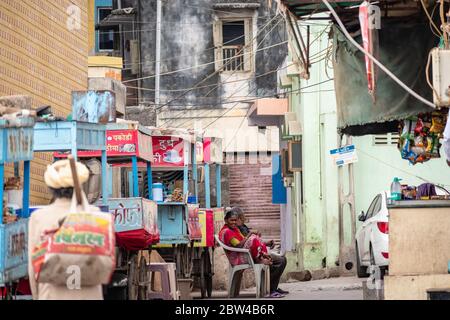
283;112;302;137
288;140;302;172
432;48;450;107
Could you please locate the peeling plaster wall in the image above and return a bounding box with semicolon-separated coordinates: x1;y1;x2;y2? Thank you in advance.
135;0;287;152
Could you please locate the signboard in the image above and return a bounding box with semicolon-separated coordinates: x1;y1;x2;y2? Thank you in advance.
152;136;186;167
105;130;137;156
203;137;223;164
330;145;358;166
196;141;204;163
54;129;153;162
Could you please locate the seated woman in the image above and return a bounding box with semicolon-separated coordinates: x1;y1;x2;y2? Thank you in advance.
219;208;272;266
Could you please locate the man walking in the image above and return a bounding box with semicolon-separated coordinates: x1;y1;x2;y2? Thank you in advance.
28;159;104;300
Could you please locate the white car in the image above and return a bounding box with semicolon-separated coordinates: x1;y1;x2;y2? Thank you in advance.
355;192;389;278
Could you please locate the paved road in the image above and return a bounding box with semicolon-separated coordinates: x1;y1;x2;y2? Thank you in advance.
193;276;364;300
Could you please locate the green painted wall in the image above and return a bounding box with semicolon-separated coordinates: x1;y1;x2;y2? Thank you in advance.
283;22;450;276
353;135;450;220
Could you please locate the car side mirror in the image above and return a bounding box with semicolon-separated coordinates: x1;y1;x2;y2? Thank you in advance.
358;211;365;222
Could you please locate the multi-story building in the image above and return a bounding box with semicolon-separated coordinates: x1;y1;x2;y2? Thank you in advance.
0;0;89;204
99;0;289;244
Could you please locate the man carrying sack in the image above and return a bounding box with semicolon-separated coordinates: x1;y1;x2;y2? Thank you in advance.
27;157;115;300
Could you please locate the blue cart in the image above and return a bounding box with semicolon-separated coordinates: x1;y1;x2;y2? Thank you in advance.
33;121;108;205
0;118;34;299
150;131;225;299
100;123;157;301
57;122;158;300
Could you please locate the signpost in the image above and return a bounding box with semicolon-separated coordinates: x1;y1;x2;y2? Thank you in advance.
330;145;358;166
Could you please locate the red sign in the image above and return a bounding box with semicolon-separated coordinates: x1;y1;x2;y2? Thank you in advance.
152;136;185;167
54;129;153;162
106;130;137;156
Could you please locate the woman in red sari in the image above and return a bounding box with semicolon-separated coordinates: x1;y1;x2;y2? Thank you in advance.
219;208;272;266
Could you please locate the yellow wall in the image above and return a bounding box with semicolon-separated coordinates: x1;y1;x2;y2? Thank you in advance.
88;0;95;54
0;0;89;204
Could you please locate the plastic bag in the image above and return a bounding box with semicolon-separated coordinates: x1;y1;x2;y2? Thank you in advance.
31;191;116;286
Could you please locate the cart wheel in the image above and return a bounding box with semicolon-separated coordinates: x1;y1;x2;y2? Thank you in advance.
128;253;139;300
138;255;149;300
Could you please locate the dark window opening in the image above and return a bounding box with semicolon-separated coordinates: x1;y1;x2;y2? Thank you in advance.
98;7;117;51
222;20;245;71
222;20;245;46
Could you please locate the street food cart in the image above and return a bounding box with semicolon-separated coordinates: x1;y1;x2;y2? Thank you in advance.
0;117;34;299
148;129;204;293
55;121;159;300
33;121;109;206
192;136;224;298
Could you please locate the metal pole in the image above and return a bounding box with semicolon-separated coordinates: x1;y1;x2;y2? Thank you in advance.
192;143;198;201
204;163;210;209
101;150;108;205
132;156;139;197
155;0;162;106
23;161;30;217
215;164;221;207
147;161;152;200
0;164;4;223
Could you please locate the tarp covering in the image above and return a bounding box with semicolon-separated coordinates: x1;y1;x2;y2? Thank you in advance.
332;20;438;136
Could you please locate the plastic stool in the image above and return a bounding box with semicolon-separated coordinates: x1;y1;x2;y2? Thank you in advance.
148;262;180;300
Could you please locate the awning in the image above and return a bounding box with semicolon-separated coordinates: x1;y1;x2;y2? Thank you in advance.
332;19;437;135
281;0;362;18
96;7;136;29
248;98;288;127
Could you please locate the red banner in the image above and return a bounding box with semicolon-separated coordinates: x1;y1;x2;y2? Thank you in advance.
54;129;154;162
152;136;185;167
359;1;376;95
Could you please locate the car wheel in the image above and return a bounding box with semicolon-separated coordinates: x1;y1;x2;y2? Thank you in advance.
356;243;368;278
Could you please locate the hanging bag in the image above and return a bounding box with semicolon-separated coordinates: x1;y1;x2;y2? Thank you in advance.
31;156;115;286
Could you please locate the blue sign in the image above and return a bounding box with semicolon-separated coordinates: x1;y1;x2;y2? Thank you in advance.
330;145;358;166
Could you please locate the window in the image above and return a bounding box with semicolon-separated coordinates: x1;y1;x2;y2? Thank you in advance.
213;18;253;72
97;7;115;51
366;194;382;219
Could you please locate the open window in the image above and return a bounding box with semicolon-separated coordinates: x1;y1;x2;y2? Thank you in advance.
213;18;253;72
97;7;118;51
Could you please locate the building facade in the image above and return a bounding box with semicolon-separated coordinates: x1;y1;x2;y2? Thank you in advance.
0;0;89;204
280;20;450;279
99;0;289;243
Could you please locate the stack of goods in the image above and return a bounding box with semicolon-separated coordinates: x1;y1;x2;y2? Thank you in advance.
401;185;417;200
397;111;448;165
2;177;21;224
2;202;17;224
167;188;184;202
5;177;21;190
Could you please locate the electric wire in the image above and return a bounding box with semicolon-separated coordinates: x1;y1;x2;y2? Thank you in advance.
321;0;436;109
123;13;281;84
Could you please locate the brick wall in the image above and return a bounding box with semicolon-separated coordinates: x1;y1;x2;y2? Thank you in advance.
0;0;88;204
226;153;281;243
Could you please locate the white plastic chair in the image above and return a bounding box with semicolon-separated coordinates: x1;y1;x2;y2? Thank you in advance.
215;235;270;298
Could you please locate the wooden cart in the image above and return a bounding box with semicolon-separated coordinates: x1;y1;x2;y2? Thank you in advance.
0;118;34;299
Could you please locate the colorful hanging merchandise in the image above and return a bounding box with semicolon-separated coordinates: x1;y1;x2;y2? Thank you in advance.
398;111;448;165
